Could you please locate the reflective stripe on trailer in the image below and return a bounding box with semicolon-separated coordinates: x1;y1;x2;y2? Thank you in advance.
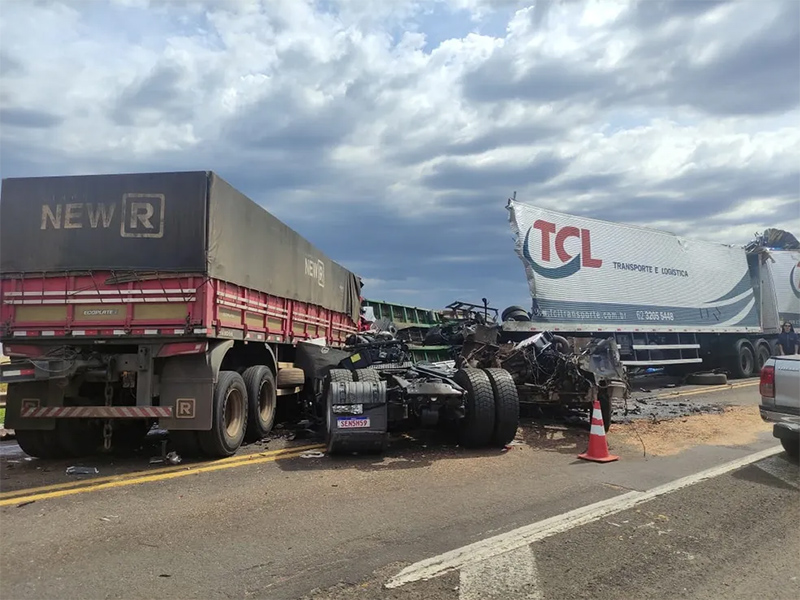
21;406;173;418
2;368;36;378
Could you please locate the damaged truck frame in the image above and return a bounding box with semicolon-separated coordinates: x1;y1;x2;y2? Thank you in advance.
296;326;521;455
423;302;629;431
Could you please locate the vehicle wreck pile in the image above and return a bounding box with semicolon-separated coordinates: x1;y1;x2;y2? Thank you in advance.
308;302;629;455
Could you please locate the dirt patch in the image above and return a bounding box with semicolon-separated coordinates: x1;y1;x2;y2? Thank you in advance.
611;405;771;456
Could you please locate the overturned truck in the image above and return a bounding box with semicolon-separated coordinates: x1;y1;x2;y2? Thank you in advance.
296;327;521;455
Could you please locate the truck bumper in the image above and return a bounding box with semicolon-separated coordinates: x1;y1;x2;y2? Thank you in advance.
759;405;800;427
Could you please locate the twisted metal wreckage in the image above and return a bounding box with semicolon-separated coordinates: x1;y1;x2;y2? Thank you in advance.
303;302;629;455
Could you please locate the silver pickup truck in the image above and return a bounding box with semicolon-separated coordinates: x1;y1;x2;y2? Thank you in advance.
759;355;800;460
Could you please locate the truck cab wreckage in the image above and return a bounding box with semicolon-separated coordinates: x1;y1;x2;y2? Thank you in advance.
308;301;628;455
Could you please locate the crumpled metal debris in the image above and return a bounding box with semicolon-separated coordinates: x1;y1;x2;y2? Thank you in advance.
66;466;99;475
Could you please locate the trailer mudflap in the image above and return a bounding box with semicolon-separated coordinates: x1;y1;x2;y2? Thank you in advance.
157;353;214;431
327;380;388;451
5;380;64;430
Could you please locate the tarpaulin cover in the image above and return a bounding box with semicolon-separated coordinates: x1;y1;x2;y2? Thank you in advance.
507;199;764;333
1;171;362;322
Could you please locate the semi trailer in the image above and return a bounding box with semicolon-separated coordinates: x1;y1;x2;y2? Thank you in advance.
0;171;362;458
503;198;799;378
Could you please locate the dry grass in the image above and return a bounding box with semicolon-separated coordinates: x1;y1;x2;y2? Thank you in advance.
611;405;771;456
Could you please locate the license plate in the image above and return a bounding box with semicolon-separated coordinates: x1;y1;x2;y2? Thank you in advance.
337;416;371;429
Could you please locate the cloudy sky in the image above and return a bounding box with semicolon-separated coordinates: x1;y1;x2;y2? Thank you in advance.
1;0;798;312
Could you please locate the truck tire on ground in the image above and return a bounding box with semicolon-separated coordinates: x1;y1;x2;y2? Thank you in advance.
325;369;354;455
482;368;520;447
780;436;799;461
354;369;380;383
686;372;728;386
755;339;771;371
14;429;62;459
453;368;496;448
198;370;249;458
502;305;530;322
276;367;305;388
730;340;756;379
243;365;277;442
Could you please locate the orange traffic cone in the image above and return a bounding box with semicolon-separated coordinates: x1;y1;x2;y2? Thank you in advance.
578;398;619;463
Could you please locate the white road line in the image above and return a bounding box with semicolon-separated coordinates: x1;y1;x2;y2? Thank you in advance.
459;545;543;600
385;445;784;589
754;455;800;490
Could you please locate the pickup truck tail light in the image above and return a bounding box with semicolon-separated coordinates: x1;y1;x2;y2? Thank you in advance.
759;365;775;398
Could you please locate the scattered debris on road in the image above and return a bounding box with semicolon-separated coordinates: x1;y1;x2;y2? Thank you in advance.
65;466;99;475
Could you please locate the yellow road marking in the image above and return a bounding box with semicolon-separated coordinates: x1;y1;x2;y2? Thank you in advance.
650;380;758;400
0;443;323;502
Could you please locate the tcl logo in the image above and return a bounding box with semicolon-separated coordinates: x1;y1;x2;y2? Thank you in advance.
522;220;602;279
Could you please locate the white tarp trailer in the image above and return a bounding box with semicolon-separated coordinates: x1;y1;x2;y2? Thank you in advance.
503;199;783;378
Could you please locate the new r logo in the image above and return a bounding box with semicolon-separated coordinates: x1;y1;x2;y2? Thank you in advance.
121;193;165;238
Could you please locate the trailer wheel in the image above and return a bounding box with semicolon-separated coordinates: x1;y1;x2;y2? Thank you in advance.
482;368;520;447
15;429;63;459
755;339;771;371
453;368;495;448
198;370;249;458
730;340;755;379
243;365;277;442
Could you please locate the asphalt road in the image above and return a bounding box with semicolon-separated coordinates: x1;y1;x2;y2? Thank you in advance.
1;379;797;600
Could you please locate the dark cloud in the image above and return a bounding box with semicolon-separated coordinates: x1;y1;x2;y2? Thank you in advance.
0;52;24;76
384;121;566;166
422;152;569;190
627;0;733;29
462;0;799;117
0;107;62;128
111;63;193;125
462;55;611;104
666;3;800;115
545;173;625;194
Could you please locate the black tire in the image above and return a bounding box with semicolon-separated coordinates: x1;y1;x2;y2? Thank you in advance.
780;435;799;461
453;368;495;448
325;369;354;454
197;371;249;458
502;305;530;322
755;340;771;371
686;372;728;386
354;369;380;383
15;429;62;459
483;368;520;447
730;340;755;379
277;367;305;388
57;420;102;458
243;366;277;442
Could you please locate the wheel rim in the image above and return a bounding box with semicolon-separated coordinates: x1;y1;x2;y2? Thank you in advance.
259;379;275;421
224;387;245;438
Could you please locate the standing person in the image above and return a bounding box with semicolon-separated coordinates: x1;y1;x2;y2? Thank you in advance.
777;321;799;355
